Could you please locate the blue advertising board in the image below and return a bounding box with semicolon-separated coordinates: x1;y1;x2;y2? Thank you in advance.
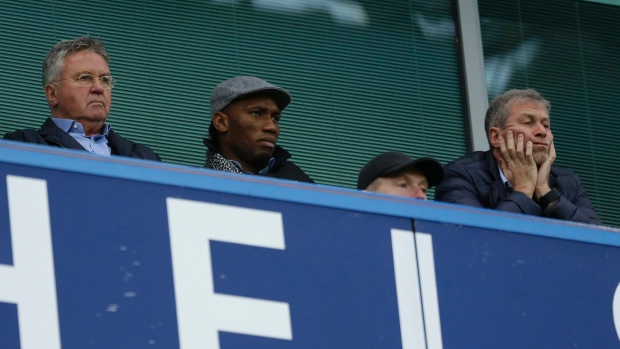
1;140;620;349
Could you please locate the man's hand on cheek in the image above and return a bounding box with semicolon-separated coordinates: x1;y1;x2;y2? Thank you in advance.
499;130;538;197
535;141;556;198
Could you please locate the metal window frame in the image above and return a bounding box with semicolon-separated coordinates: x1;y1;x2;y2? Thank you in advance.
456;0;489;152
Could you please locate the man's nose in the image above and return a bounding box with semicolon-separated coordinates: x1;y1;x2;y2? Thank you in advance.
534;122;548;137
264;117;279;133
90;79;105;93
409;187;427;200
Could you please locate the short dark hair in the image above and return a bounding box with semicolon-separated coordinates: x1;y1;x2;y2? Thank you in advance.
42;36;109;86
208;122;219;147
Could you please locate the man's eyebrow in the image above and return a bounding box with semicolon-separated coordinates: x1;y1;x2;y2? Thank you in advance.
246;106;268;113
246;104;281;113
74;70;112;76
519;112;548;120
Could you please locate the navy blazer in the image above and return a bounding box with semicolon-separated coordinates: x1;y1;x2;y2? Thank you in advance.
435;150;601;225
4;118;161;161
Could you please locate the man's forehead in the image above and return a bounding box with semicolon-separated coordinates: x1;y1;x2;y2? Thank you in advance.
232;94;279;109
63;51;110;70
510;100;549;118
65;50;106;62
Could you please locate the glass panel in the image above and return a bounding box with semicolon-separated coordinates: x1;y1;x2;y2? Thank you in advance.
0;0;465;190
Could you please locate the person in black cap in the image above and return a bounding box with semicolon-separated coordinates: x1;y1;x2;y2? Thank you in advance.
357;152;443;200
203;76;313;183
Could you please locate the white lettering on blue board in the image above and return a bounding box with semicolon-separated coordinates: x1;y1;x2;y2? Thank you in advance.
0;175;61;349
612;281;620;341
391;229;443;349
167;198;292;349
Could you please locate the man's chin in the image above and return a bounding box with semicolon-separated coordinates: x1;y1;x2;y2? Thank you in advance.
534;152;549;166
252;152;274;169
83;114;108;123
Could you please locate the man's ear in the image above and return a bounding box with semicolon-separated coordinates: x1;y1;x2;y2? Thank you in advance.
489;127;502;148
212;112;229;133
44;84;58;107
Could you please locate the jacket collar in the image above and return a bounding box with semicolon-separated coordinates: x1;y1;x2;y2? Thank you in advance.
484;149;509;199
485;149;502;181
39;118;84;149
39;117;134;156
107;129;134;156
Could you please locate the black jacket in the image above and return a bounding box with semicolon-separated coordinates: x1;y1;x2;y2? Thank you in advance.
203;138;314;183
434;150;601;225
3;118;161;161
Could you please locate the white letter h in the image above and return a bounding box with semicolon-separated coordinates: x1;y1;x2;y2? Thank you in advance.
0;175;61;349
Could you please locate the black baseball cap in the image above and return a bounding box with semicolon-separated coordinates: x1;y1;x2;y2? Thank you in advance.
357;152;444;190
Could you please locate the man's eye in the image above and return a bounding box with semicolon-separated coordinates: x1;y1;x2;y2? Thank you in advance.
397;183;407;188
272;115;281;123
250;111;261;116
78;74;95;83
100;76;112;86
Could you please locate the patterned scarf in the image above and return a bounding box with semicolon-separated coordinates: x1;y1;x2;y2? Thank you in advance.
205;149;243;174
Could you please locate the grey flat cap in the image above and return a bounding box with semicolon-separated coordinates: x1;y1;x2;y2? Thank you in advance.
210;76;291;117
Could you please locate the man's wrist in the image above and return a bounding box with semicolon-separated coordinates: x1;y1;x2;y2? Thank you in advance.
534;185;551;199
536;188;561;209
514;184;535;198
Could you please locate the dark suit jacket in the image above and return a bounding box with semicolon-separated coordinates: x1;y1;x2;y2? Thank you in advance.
435;150;601;225
4;118;161;161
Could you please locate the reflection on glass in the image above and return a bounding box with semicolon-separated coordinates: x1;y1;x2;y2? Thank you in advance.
212;0;368;25
485;38;540;96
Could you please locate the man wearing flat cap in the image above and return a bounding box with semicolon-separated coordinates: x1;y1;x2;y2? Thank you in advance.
203;76;314;183
358;152;443;200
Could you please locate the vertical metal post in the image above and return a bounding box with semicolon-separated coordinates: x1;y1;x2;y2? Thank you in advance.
457;0;489;151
